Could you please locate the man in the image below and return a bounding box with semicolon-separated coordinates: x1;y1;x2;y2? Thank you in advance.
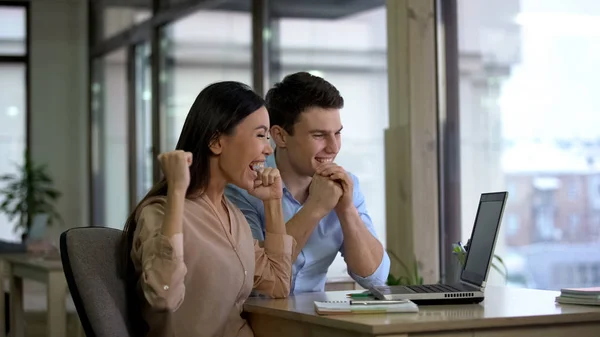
226;72;390;294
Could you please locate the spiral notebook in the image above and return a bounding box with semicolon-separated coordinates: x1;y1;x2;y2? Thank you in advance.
314;300;419;315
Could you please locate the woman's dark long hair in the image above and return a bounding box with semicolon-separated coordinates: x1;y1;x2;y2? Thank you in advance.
120;81;265;300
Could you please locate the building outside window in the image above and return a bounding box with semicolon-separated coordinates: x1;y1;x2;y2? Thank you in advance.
451;0;600;290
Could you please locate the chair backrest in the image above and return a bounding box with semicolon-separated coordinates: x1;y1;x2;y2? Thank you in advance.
60;227;144;337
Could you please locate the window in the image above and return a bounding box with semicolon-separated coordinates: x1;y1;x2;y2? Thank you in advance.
592;263;600;284
0;5;25;55
269;5;388;278
577;264;589;285
447;0;600;290
532;188;558;242
505;213;519;236
568;178;580;201
91;48;129;228
90;0;151;44
568;213;580;234
135;42;153;201
588;175;600;209
507;181;517;199
553;264;573;287
160;9;252;152
0;4;28;241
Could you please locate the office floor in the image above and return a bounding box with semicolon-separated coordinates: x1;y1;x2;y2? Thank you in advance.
13;280;81;337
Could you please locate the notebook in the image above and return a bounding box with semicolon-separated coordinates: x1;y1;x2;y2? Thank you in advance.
314;300;419;315
556;287;600;306
560;287;600;296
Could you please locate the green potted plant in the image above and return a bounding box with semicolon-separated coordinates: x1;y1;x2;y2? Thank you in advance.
0;151;62;240
452;240;508;280
386;250;424;286
386;242;508;286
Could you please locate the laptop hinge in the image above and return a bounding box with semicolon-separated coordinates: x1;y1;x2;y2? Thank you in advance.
460;279;484;291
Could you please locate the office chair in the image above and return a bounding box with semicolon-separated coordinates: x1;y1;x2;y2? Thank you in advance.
60;227;145;337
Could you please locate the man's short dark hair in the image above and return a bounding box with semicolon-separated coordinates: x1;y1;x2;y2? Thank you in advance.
265;72;344;135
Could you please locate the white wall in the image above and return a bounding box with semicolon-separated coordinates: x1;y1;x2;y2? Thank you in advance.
29;0;89;241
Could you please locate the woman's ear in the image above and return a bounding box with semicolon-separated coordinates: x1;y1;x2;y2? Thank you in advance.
209;134;223;155
270;126;288;148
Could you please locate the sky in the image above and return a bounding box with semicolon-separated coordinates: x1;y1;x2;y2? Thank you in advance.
499;2;600;141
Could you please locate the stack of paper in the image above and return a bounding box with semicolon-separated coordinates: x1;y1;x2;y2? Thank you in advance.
314;300;419;315
556;287;600;306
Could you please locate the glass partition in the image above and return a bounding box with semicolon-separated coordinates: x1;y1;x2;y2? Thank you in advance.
452;0;600;289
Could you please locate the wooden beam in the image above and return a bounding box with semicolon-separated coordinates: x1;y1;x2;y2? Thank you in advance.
385;0;440;284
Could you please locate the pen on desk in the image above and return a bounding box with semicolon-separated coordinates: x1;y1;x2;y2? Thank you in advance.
346;292;371;298
350;299;409;305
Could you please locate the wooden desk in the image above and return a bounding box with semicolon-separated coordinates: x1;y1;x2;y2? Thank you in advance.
0;254;68;337
244;286;600;337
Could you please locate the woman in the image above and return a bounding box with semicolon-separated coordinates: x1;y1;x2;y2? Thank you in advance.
121;81;295;337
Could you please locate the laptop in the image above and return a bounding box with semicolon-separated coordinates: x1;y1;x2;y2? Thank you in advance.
370;191;508;305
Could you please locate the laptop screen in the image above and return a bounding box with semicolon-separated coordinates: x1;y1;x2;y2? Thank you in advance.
460;192;507;286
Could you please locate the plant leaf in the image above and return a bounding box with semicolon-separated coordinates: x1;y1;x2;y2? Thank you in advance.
387;250;412;278
43;189;61;199
0;154;62;234
412;259;420;285
491;263;506;280
493;254;508;279
0;174;17;181
387;274;399;285
387;250;423;285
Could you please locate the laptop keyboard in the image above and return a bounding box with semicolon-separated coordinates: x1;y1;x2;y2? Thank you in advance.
406;284;462;293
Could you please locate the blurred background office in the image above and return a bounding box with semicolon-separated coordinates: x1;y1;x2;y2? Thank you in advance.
1;2;600;331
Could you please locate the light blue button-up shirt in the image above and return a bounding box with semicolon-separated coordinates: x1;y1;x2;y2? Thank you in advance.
225;155;390;294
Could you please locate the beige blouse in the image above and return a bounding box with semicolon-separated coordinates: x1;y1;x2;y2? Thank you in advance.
131;194;294;337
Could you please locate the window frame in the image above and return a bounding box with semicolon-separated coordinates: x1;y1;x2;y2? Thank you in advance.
0;1;30;153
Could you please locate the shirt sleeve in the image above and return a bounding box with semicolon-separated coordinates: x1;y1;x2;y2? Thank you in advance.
131;202;187;312
225;184;265;240
252;232;296;298
340;174;391;289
